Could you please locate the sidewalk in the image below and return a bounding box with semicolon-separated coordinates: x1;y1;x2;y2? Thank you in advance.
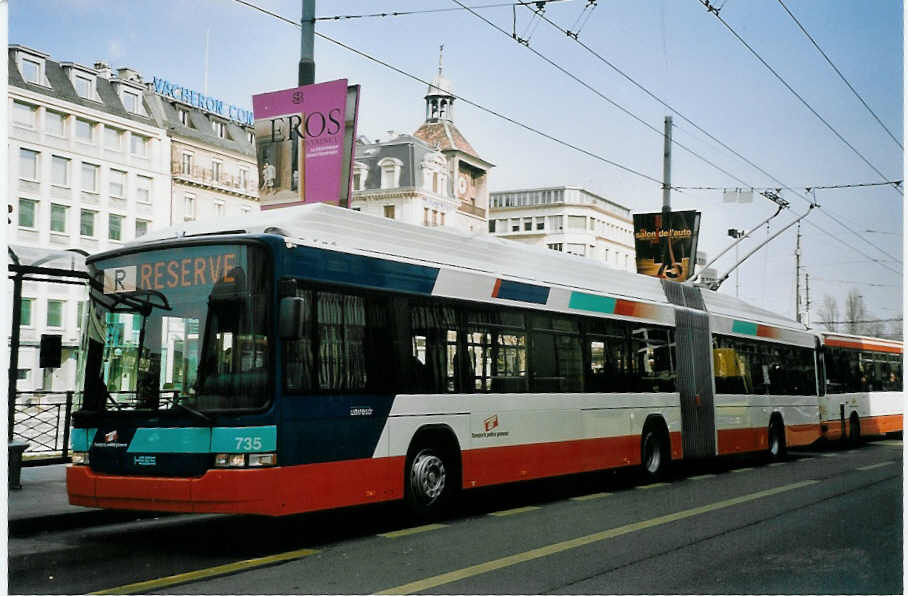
8;464;151;535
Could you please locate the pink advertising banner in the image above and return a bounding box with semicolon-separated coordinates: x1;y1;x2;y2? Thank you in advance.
253;79;357;209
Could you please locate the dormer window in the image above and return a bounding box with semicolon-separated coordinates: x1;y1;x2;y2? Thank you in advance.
378;157;403;189
247;130;255;144
178;108;189;126
74;74;95;99
353;161;369;191
121;89;142;114
21;58;41;84
212;120;226;139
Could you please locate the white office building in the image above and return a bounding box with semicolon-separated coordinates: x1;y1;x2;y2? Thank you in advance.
7;45;172;391
489;186;637;272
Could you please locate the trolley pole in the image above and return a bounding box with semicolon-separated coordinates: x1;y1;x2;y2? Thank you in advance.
299;0;315;85
795;222;801;322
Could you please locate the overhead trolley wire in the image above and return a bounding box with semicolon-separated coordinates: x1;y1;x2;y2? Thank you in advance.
520;3;902;267
231;0;901;274
230;0;666;187
776;0;903;151
694;0;903;198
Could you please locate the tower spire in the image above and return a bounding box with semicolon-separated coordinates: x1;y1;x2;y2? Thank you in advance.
425;44;455;122
438;44;444;76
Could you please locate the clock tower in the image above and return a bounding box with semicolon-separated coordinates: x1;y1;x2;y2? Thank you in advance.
413;46;494;232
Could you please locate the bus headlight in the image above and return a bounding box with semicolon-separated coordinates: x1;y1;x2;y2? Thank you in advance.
214;453;277;468
215;453;247;468
71;452;90;465
247;453;277;467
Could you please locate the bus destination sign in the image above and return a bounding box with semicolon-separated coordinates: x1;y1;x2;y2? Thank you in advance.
103;253;239;294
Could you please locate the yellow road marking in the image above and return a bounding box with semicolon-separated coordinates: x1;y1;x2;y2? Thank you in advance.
731;467;754;473
375;480;818;595
379;523;447;538
857;461;897;471
688;474;717;480
817;453;840;457
635;482;670;490
489;505;541;517
571;492;613;502
873;440;903;447
768;462;786;467
91;548;319;595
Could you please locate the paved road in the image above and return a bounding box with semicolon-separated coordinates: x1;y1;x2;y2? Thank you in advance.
9;439;902;595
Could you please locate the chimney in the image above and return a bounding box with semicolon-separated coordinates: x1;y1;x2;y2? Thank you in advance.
116;67;142;83
94;61;111;79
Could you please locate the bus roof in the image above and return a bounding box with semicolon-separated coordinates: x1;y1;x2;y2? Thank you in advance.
133;203;808;333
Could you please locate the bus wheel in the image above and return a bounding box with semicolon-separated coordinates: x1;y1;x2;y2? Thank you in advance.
641;426;669;482
768;419;787;460
848;414;862;447
405;446;452;519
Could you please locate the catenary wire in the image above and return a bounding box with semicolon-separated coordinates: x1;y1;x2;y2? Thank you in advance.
516;2;903;268
694;0;902;198
776;0;902;150
308;1;571;22
230;0;902;275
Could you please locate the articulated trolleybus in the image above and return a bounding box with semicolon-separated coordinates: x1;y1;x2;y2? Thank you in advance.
69;204;824;517
818;332;903;443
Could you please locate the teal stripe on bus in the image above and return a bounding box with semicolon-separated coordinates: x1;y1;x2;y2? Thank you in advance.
70;427;97;451
568;292;617;314
732;320;759;336
127;427;211;453
210;426;277;453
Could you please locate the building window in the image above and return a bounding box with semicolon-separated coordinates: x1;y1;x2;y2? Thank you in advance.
440;212;445;226
74;74;94;99
104;127;121;150
80;209;96;237
46;300;64;328
511;219;519;232
50;204;68;233
46;111;65;136
239;168;249;189
122;90;141;114
20;298;33;327
568;215;586;230
488;219;496;233
535;217;545;230
13;101;36;127
136;176;152;204
247;130;255;144
77;301;86;329
547;215;564;232
184;194;196;221
547;243;563;252
130;134;148;156
424;207;430;226
379;157;403;189
565;243;586;257
523;218;532;231
178;108;189;126
75;119;93;143
383;205;395;219
21;58;41;84
82;163;99;192
212;160;222;183
135;219;150;237
19;148;39;180
212;120;226;138
109;170;126;198
215;201;225;217
181;152;193;175
51;156;70;187
109;214;123;241
18;198;37;228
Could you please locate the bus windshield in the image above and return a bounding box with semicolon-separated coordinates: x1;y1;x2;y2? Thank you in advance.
77;243;271;413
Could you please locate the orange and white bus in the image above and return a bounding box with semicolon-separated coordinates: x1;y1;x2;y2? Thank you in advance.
819;332;903;442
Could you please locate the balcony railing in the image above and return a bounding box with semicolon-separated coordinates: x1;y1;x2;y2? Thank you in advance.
457;202;486;218
172;162;258;196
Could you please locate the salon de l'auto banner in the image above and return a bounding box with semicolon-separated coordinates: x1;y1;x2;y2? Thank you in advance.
633;210;701;283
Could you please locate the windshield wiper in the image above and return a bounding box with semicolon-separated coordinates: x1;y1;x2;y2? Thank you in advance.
171;397;212;425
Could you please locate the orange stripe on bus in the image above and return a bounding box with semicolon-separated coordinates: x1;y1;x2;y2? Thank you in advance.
823;338;902;354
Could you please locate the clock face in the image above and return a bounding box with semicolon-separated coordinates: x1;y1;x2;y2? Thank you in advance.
458;175;468;195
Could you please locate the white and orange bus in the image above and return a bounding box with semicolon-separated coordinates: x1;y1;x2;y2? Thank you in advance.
819;332;903;442
69;204;824;518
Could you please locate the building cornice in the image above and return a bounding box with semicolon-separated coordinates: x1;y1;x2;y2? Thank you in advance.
489;202;634;225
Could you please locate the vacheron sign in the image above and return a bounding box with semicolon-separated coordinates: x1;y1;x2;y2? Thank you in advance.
152;76;254;126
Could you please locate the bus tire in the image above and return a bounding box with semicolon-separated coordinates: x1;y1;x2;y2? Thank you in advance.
404;444;456;520
848;413;862;447
768;417;787;460
640;423;670;482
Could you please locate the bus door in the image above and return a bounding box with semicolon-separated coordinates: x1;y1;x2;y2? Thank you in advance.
663;282;717;458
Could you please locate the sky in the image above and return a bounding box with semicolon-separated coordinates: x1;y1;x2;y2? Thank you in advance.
9;0;904;332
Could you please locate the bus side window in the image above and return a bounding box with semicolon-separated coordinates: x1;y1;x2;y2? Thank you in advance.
408;303;457;394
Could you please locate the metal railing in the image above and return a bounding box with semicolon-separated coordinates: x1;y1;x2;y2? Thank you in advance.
13;391;74;465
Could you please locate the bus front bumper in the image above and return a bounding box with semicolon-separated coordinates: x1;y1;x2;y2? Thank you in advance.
67;465;285;516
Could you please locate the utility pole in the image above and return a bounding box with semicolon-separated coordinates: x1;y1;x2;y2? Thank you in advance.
794;222;801;322
659;116;672;277
805;272;810;327
299;0;315;85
